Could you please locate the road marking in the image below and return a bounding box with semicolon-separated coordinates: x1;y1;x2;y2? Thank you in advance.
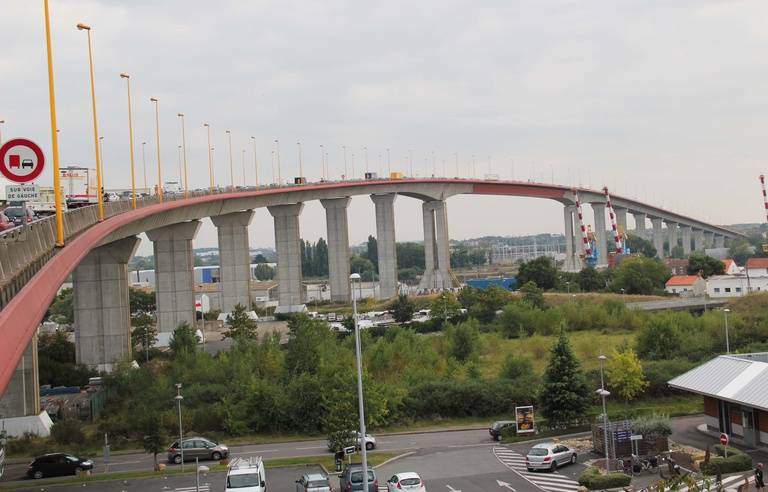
446;485;462;492
492;447;580;492
174;487;210;492
295;445;327;450
498;479;517;491
672;474;743;492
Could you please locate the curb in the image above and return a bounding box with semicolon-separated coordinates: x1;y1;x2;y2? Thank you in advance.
373;451;416;469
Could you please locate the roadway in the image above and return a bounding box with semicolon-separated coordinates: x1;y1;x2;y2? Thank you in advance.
626;297;728;312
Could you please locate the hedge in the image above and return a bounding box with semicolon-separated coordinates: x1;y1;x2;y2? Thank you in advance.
701;446;752;475
401;379;535;418
578;466;632;490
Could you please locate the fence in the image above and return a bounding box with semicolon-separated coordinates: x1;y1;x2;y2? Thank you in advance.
592;419;669;459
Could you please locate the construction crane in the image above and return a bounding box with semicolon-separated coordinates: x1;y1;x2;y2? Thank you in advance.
603;186;623;254
574;190;598;268
760;175;768;253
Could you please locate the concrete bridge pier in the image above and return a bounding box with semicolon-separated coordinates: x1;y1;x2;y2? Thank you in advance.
680;225;692;255
563;205;577;271
715;235;725;248
591;203;608;267
632;212;647;237
371;194;398;299
693;229;705;252
211;211;254;312
147;221;201;333
615;207;628;234
268;204;306;312
321;198;351;303
665;221;679;255
0;337;39;420
650;218;665;259
73;236;140;370
419;200;453;290
704;231;715;249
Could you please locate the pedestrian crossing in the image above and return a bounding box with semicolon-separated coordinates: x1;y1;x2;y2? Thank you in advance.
493;447;581;492
664;473;745;492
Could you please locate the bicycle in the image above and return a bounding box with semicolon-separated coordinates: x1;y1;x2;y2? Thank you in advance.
631;454;659;476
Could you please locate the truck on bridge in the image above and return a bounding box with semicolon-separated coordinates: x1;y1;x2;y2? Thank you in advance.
60;166;98;209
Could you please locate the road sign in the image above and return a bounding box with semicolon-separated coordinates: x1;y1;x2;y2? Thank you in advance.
630;434;643;441
720;433;729;446
343;446;356;456
6;184;40;201
0;139;45;183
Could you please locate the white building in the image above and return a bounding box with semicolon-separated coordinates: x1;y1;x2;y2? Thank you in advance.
746;258;768;276
706;275;768;298
665;275;706;297
721;259;740;275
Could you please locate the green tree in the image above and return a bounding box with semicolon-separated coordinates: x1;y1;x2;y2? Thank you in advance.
314;238;329;277
129;287;156;314
430;291;462;324
38;331;95;387
499;352;532;380
255;263;275;280
391;294;416;324
447;319;481;362
636;316;682;360
397;242;425;270
578;267;603;292
51;419;85;446
670;245;686;259
252;253;269;263
169;321;198;356
131;312;158;356
612;256;670;295
626;234;657;258
606;347;648;401
350;254;376;280
223;303;259;343
729;239;754;265
365;235;379;272
459;285;509;324
517;256;558;290
140;412;168;470
687;253;725;278
539;330;590;428
519;281;546;309
46;287;74;324
285;315;330;376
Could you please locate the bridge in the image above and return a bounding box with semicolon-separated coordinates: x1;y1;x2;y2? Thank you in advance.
0;176;742;427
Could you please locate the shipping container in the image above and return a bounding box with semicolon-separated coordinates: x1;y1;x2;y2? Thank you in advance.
61;166;98;208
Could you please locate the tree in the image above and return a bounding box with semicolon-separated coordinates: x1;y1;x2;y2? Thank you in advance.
46;287;74;324
169;321;198;356
252;253;269;263
391;294;416;324
519;281;546;309
606;347;648;402
636;316;682;360
612;256;670;295
670;245;686;259
538;330;590;428
578;267;603;292
459;285;510;324
430;291;461;325
729;239;754;265
397;242;425;270
687;253;725;278
51;419;86;446
285;315;330;376
517;256;558;290
626;234;657;258
223;303;258;343
350;255;376;279
499;352;532;380
38;331;95;387
129;287;156;314
447;319;481;362
365;235;379;272
131;312;158;356
255;263;275;280
314;238;329;277
140;413;168;470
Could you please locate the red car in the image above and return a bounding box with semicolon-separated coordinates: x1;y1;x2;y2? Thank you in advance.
0;212;14;232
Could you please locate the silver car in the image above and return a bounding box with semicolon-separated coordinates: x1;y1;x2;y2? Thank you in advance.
525;442;577;472
295;472;332;492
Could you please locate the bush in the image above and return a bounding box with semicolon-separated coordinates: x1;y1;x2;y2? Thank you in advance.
51;419;86;446
401;379;535;419
578;466;632;490
701;446;752;475
631;414;672;439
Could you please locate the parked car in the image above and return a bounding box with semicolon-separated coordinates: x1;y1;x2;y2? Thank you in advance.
339;464;378;492
386;472;426;492
488;420;515;441
525;442;577;472
27;453;93;479
295;472;333;491
226;456;265;492
3;206;34;227
0;212;14;232
327;431;376;452
167;437;229;464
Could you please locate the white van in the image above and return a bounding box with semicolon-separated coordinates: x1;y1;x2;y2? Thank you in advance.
225;457;265;492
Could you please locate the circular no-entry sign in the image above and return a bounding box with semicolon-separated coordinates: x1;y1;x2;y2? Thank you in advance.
0;138;45;183
720;433;729;446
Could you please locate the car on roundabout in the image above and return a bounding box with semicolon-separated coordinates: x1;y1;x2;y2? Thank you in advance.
386;472;426;491
525;442;577;472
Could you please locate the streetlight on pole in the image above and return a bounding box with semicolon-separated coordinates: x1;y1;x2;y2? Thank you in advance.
226;130;234;192
724;308;731;354
386;148;391;177
203;123;213;192
251;136;259;187
43;0;65;246
342;145;347;179
177;113;188;198
297;141;304;178
274;139;282;184
149;97;163;202
241;149;246;187
349;273;369;491
77;22;105;221
598;355;611;472
119;73;137;208
174;383;184;472
141;142;148;194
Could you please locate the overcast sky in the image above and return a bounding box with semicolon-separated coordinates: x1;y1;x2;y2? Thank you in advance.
2;1;768;255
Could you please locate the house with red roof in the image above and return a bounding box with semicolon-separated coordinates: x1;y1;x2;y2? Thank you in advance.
665;275;705;297
746;257;768;276
721;259;739;275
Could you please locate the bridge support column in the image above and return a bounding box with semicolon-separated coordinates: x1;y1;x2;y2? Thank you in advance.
715;235;725;248
615;207;628;234
371;194;398;299
665;221;679;256
73;236;140;371
211;210;254;313
0;337;39;419
704;231;715;249
650;218;665;259
321;198;351;303
563;205;576;271
571;208;584;270
592;203;608;267
680;225;692;256
419;200;453;289
147;221;201;333
693;229;705;252
268;204;306;312
632;212;647;238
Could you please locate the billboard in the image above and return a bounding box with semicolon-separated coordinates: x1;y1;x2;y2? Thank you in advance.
515;405;535;434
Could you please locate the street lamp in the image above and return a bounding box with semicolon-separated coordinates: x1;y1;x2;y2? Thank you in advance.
342;145;347;179
43;0;65;246
297;141;304;178
226;130;234;192
349;273;369;491
203;123;213;192
724;308;731;355
320;145;326;180
141;142;148;194
251;136;259;188
119;73;137;208
598;355;611;472
149;97;163;202
274;139;282;184
177;145;183;188
77;22;104;221
177;113;188;198
174;383;184;471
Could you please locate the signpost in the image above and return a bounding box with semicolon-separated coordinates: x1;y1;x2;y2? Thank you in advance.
720;433;729;457
0;139;46;236
6;184;40;202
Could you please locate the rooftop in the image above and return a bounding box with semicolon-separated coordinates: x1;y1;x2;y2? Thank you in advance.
665;275;702;286
668;353;768;411
746;258;768;269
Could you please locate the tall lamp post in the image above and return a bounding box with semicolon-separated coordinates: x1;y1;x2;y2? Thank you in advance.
274;139;281;184
149;97;163;202
226;130;234;191
141;142;148;194
177;113;188;198
203;123;213;192
251;136;259;187
724;308;731;354
76;22;104;221
349;273;369;491
598;354;611;472
174;383;184;471
43;0;65;246
119;73;137;208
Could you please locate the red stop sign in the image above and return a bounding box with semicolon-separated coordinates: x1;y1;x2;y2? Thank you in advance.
720;433;729;446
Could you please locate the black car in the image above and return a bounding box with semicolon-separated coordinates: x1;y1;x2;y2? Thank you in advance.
489;420;515;441
27;453;93;479
3;206;34;227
